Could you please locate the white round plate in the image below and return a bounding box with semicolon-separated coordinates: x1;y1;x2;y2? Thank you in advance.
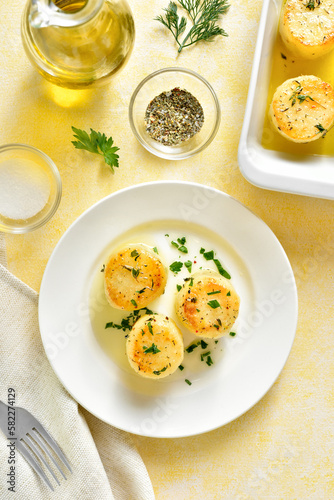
39;181;298;438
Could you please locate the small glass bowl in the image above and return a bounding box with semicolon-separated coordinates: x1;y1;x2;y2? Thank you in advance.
129;67;221;160
0;144;62;234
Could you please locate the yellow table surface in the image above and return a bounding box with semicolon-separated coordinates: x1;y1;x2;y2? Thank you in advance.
1;0;334;498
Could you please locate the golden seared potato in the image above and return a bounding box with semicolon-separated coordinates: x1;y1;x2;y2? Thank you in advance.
270;75;334;143
175;269;240;339
104;244;167;311
279;0;334;59
126;314;184;379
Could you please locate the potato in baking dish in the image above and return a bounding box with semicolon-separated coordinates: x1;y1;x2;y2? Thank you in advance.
126;314;184;378
270;75;334;143
104;244;167;311
279;0;334;59
175;269;240;339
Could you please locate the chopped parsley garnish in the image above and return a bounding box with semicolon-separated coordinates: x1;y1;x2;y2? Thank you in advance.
315;123;327;135
206;356;214;366
185;379;192;386
184;260;192;273
171;240;179;248
207;290;221;295
200;247;205;254
153;366;168;375
131;249;139;258
229;331;236;337
178;245;188;253
153;247;159;254
105;307;153;331
214;258;231;279
141;329;145;336
305;0;317;10
132;267;140;279
131;299;138;307
186;342;200;353
136;288;147;294
143;343;161;354
201;351;211;361
170;261;183;273
147;321;153;335
177;237;186;245
226;291;231;296
207;299;221;309
178;364;185;371
176;284;182;292
189;277;194;286
203;250;214;260
200;340;208;349
165;234;169;237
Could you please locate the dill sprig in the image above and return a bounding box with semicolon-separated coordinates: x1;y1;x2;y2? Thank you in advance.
155;0;229;53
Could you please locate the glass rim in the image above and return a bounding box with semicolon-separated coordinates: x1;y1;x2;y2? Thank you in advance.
0;143;62;234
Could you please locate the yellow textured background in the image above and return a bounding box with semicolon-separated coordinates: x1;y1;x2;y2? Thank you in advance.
1;0;334;498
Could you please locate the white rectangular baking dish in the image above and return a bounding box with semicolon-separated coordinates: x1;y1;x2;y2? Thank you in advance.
238;0;334;200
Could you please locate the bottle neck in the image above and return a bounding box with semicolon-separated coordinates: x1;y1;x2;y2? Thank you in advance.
29;0;103;28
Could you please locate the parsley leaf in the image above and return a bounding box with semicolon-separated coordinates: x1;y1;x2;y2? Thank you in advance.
207;299;221;309
71;126;120;173
143;343;161;354
170;261;183;273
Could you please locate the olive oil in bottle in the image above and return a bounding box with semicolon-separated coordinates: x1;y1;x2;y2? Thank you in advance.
21;0;135;89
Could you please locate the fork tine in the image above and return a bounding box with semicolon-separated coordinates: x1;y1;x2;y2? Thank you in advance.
25;434;61;486
17;439;54;491
33;423;72;473
31;429;67;480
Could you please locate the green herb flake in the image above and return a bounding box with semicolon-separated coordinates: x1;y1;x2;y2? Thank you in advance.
207;290;221;295
184;260;192;273
315;123;327;136
178;364;185;371
200;247;205;254
229;331;236;337
165;234;169;237
207;299;221;309
147;321;153;335
178;245;188;254
170;261;183;273
141;329;145;336
214;258;231;279
153;247;159;254
153;366;168;375
143;343;161;354
226;291;231;296
177;237;186;245
200;340;208;349
176;284;182;292
185;379;192;386
131;249;139;258
132;268;140;279
201;351;211;361
186;342;200;353
189;277;194;286
203;250;214;260
131;299;138;307
171;240;179;248
206;356;214;366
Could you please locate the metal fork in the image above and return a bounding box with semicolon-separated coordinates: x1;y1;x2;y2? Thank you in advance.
0;401;72;491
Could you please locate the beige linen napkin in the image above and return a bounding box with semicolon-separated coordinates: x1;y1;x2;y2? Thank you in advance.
0;234;155;500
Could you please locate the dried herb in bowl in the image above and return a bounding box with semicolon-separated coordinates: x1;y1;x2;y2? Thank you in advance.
145;87;204;146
